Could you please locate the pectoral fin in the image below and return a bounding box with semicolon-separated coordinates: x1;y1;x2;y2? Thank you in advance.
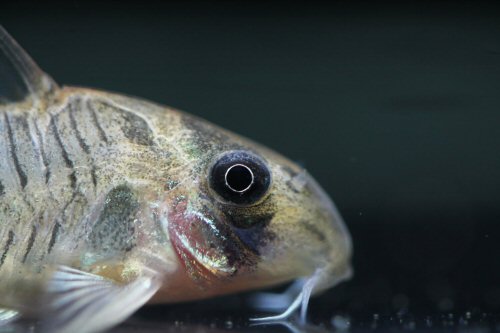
44;266;161;333
0;26;58;103
0;308;20;326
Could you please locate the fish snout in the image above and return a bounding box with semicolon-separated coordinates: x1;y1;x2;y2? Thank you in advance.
308;174;353;291
284;170;353;291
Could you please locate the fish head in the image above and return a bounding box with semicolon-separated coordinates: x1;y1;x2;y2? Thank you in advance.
160;113;352;298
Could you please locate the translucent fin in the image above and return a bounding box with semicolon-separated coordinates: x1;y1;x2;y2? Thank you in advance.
250;292;303;323
250;270;323;324
44;266;161;333
0;25;58;103
248;279;305;312
250;320;331;333
0;308;20;326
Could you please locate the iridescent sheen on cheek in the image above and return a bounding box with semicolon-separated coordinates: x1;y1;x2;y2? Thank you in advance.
166;197;237;285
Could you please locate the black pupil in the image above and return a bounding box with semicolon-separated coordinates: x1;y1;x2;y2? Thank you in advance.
226;165;253;192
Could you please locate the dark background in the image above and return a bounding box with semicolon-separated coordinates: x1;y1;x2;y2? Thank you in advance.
2;1;500;331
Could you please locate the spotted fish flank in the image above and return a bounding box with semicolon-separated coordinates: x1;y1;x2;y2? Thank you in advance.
88;185;138;256
0;25;352;333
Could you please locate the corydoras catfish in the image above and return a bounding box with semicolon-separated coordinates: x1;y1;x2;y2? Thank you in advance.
0;26;352;333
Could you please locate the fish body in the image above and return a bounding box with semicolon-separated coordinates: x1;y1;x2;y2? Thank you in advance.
0;26;352;332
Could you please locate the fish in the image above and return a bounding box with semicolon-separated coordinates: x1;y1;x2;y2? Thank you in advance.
0;26;352;333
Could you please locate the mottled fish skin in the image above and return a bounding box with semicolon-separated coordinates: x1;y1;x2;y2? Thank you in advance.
0;26;352;331
0;90;184;306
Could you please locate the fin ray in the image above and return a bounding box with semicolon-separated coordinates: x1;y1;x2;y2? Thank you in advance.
0;308;20;326
44;266;161;333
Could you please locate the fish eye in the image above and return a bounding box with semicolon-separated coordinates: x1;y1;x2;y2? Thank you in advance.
209;151;271;205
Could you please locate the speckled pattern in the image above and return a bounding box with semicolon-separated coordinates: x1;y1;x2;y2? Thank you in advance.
0;26;351;331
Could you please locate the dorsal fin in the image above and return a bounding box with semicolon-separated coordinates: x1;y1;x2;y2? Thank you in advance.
0;26;58;103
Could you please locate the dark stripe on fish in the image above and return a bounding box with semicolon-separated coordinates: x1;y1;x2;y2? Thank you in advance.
14;114;29;132
68;99;90;154
90;166;97;188
0;230;15;268
69;99;99;189
49;115;73;168
34;121;50;183
100;101;154;146
22;225;37;263
87;100;108;144
4;113;27;189
49;115;76;189
61;192;87;228
47;222;60;254
0;181;4;196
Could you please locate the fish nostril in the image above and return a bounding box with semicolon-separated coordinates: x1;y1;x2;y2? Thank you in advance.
287;171;308;193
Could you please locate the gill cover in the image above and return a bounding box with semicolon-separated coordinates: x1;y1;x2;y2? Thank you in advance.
167;195;259;283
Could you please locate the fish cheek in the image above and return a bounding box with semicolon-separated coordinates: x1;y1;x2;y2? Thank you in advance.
216;197;277;257
167;198;242;282
166;194;273;283
87;185;139;260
